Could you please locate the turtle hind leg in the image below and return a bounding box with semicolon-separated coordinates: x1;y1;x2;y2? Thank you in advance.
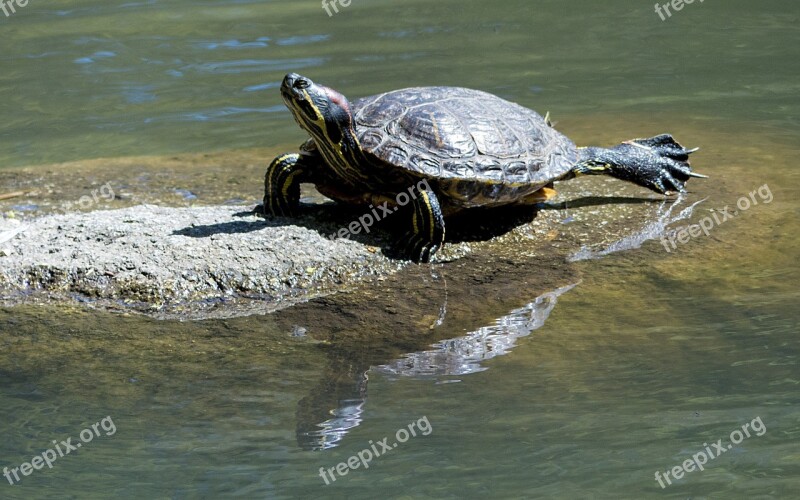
263;153;307;217
397;189;445;263
571;135;706;194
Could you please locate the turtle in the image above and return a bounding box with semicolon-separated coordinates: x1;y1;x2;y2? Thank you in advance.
263;73;706;262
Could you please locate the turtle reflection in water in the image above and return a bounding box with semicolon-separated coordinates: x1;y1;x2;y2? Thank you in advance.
263;73;706;262
296;284;576;450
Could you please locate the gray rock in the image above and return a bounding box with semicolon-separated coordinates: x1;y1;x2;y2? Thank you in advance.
0;205;403;319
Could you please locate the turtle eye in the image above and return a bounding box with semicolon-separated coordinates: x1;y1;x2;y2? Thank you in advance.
294;78;310;90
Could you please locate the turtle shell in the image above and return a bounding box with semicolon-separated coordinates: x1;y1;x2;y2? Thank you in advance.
352;87;578;206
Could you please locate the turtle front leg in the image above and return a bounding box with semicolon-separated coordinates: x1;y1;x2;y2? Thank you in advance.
263;153;311;217
399;189;446;263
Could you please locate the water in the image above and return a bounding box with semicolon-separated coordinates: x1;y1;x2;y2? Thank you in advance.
2;0;798;168
1;0;799;498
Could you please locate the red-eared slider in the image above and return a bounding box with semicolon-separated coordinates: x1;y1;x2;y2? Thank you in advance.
264;73;705;262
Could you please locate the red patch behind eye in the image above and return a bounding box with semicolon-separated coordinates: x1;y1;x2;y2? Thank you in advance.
324;88;351;115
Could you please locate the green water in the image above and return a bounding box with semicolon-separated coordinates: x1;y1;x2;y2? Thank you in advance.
1;0;799;498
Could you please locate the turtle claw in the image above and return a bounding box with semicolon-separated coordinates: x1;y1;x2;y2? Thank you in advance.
648;167;690;195
601;134;706;194
654;172;685;195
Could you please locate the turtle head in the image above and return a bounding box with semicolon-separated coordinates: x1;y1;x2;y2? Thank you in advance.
280;73;355;147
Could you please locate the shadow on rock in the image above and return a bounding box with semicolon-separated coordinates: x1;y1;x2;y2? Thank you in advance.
174;195;659;252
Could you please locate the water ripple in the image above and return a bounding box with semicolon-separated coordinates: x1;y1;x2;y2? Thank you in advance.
143;105;286;124
74;51;118;65
184;58;326;74
275;34;331;46
243;82;281;93
195;37;271;50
